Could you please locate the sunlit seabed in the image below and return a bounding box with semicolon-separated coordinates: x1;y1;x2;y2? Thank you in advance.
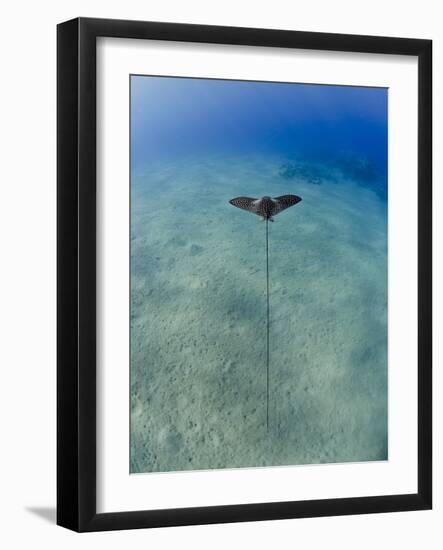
130;154;388;473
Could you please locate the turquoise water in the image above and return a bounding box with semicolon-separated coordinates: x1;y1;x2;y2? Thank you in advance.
130;77;388;473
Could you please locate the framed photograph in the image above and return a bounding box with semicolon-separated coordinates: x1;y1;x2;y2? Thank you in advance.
57;17;432;532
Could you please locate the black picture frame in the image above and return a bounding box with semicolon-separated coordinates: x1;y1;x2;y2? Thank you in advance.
57;17;432;532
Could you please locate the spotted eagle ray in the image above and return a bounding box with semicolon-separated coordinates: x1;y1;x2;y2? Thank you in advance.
229;195;302;430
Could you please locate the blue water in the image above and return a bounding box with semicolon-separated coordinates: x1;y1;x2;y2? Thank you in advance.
130;75;388;473
131;77;387;198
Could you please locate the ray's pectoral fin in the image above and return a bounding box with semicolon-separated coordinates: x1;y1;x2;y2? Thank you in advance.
271;194;302;215
229;197;259;215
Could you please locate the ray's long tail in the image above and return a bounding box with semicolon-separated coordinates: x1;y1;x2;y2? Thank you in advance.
266;219;270;431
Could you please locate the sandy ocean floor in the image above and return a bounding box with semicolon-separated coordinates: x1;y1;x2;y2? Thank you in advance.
130;154;388;473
